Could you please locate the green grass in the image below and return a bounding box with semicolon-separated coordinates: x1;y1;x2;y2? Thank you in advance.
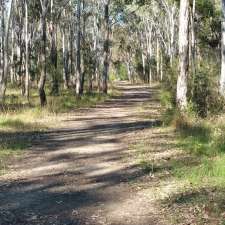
130;93;225;224
159;88;225;187
171;118;225;187
0;118;40;131
46;92;111;113
3;86;118;113
158;84;225;223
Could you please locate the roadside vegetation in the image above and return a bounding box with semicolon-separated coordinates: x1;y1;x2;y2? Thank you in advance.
130;85;225;225
0;84;118;173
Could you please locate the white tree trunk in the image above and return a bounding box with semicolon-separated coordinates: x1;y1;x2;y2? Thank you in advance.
156;38;160;80
76;0;82;95
0;0;14;102
10;27;14;83
146;22;152;85
160;52;163;81
176;0;189;110
25;0;29;99
191;0;196;74
220;0;225;96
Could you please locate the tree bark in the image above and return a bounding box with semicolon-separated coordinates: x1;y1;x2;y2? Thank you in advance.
76;0;82;95
220;0;225;96
50;0;59;96
38;0;48;106
102;0;110;94
156;37;160;80
25;0;29;100
176;0;189;110
62;30;69;89
190;0;196;75
0;0;14;103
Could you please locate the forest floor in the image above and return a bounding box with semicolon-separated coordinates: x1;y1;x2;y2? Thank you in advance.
0;82;224;225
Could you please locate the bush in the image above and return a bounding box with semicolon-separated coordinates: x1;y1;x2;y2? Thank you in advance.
161;60;178;102
191;69;224;117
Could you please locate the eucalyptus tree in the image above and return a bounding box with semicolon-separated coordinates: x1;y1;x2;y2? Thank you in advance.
75;0;82;95
61;5;71;89
0;0;5;101
176;0;189;110
24;0;29;99
102;0;111;94
220;0;225;96
0;0;14;103
38;0;48;106
49;0;59;95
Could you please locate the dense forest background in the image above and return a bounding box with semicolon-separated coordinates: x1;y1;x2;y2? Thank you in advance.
0;0;224;115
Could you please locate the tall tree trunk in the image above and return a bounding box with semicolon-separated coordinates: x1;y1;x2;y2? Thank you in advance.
126;59;131;82
80;0;86;95
0;0;5;102
146;22;152;86
62;30;69;89
25;0;29;100
141;52;145;80
156;37;160;80
50;0;59;96
0;0;14;103
102;0;110;94
10;25;15;84
38;0;48;106
220;0;225;96
160;51;163;81
169;4;176;65
190;0;196;75
176;0;189;110
140;31;146;81
76;0;82;95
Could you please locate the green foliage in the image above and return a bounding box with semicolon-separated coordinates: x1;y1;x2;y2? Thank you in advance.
118;63;128;80
162;60;178;101
170;115;225;188
0;119;31;130
160;90;174;109
113;61;128;81
196;0;220;49
160;89;177;125
196;0;214;17
190;66;224;117
191;70;210;117
134;49;145;81
110;72;118;82
160;85;225;186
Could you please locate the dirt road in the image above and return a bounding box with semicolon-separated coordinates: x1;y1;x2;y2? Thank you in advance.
0;82;169;225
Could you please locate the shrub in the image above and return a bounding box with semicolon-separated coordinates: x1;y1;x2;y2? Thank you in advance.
190;66;224;117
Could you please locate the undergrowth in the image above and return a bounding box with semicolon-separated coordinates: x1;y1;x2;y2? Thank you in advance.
130;86;225;224
158;88;225;224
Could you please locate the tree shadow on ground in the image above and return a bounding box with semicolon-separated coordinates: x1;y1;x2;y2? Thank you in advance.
0;83;165;225
0;164;154;225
